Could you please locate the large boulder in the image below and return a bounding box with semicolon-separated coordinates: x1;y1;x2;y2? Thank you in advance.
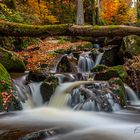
40;76;59;103
124;55;140;95
119;35;140;59
26;70;47;82
101;45;122;66
108;78;126;106
56;55;77;73
0;47;26;72
91;65;127;82
0;63;22;111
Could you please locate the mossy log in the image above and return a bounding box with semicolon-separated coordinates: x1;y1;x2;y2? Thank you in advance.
1;21;140;37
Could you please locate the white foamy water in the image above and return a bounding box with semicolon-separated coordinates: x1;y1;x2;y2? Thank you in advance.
94;52;104;66
48;81;97;108
0;107;140;140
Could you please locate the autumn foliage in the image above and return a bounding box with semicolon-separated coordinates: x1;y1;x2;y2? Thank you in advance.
17;38;88;70
101;0;136;24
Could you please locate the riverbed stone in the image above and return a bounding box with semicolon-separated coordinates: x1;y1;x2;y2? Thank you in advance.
91;65;127;81
27;70;47;82
0;47;26;72
109;78;126;106
56;55;77;73
124;55;140;95
119;35;140;59
101;45;122;66
40;76;59;102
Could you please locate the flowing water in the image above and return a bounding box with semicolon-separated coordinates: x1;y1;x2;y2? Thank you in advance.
94;52;104;66
1;48;140;140
124;84;140;106
78;53;94;73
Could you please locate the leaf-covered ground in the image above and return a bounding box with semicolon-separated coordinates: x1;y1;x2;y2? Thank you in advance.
17;37;89;70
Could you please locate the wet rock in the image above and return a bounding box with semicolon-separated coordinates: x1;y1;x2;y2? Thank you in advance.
54;48;71;54
56;55;77;73
91;65;127;81
70;42;93;52
119;35;140;60
72;80;124;112
108;78;126;106
19;129;55;140
0;47;26;72
40;76;59;102
101;45;122;66
124;55;140;95
27;70;47;82
0;130;32;140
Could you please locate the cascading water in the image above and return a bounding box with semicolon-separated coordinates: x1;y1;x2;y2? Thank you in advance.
124;84;140;106
78;51;104;73
2;45;140;140
28;82;43;107
12;74;28;103
13;74;44;109
78;53;94;73
0;107;140;140
94;52;104;66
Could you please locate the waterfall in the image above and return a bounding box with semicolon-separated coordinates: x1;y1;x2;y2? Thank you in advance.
124;84;140;106
55;73;76;84
78;53;94;73
48;81;97;108
28;82;43;107
50;54;68;73
94;52;104;66
13;74;44;108
13;74;28;103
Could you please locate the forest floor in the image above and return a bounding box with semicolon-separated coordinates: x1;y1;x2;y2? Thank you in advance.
17;37;89;71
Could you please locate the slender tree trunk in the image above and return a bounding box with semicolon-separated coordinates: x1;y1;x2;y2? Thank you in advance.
96;0;100;25
92;0;96;25
76;0;84;25
137;0;140;19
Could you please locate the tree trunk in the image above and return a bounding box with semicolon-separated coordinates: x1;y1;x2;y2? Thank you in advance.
137;0;140;19
1;21;140;37
92;0;96;25
76;0;84;25
96;0;100;25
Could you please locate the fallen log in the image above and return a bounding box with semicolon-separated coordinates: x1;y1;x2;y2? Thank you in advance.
1;21;140;37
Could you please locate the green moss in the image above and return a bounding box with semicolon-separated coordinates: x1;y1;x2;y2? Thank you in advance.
0;63;10;91
0;63;22;111
70;42;93;51
0;47;25;72
120;35;140;58
91;64;108;72
0;22;69;36
40;76;59;102
93;65;127;81
109;78;126;106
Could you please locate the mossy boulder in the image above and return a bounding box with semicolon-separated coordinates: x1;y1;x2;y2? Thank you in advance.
27;70;47;82
40;76;59;102
119;35;140;59
56;55;77;73
124;55;140;94
91;65;127;81
101;45;122;66
0;47;26;72
70;42;93;52
109;78;126;106
0;63;22;111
